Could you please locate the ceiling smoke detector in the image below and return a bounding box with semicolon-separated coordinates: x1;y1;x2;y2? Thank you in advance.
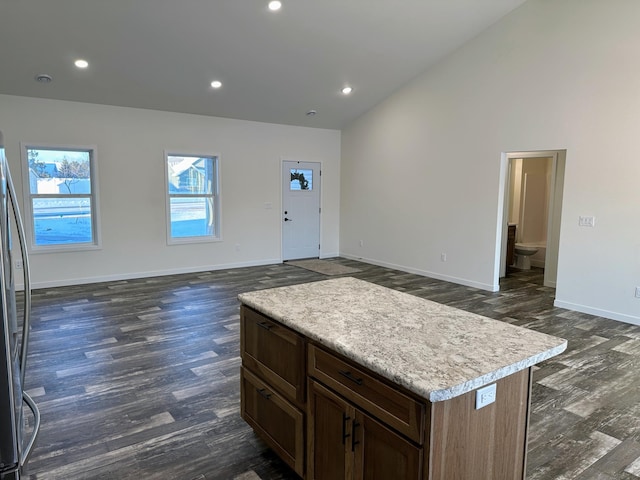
306;110;317;116
35;74;53;83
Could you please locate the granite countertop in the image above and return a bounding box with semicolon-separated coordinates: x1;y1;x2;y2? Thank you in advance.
238;277;567;402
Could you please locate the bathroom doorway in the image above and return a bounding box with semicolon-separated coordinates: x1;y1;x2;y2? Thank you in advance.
497;150;566;288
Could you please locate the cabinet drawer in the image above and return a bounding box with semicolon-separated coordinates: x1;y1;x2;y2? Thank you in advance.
241;367;304;477
308;344;426;444
241;306;305;406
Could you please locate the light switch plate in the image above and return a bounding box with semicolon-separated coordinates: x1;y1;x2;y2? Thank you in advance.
476;383;497;410
578;216;595;227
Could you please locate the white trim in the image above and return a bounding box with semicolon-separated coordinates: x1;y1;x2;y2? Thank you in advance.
29;257;282;290
553;300;640;326
19;142;102;253
497;150;565;288
164;150;221;245
340;253;497;291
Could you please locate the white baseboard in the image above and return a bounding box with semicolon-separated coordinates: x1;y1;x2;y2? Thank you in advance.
339;253;497;292
28;258;282;290
553;299;640;326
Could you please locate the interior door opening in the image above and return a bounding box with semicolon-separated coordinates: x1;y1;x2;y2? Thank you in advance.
497;150;566;289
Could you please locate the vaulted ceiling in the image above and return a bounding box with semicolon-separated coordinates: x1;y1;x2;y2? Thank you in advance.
0;0;526;129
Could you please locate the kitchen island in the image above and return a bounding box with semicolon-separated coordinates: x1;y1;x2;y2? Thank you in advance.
238;277;567;480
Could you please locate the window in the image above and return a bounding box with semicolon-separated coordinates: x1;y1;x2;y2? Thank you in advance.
22;145;100;251
290;168;313;191
165;153;220;243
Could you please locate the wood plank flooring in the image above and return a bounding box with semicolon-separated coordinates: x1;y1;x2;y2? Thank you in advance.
19;259;640;479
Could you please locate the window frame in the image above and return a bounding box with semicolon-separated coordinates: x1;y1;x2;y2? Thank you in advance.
20;143;102;253
164;151;221;245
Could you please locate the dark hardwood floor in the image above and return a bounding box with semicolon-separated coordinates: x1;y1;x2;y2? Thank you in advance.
19;259;640;479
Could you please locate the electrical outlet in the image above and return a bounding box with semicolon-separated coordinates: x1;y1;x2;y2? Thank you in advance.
359;240;364;247
475;383;497;409
635;287;640;298
15;259;23;269
234;243;240;251
440;253;447;262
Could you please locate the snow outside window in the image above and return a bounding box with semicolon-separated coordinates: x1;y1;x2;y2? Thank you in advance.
22;145;101;252
165;153;220;244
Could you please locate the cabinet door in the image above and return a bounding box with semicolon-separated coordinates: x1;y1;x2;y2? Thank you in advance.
309;380;423;480
241;306;305;406
308;380;354;480
354;411;423;480
241;367;305;477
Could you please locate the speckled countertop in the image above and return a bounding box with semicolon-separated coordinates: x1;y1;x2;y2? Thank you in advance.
238;277;567;402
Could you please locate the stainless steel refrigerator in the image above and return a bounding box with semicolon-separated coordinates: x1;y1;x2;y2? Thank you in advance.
0;131;40;480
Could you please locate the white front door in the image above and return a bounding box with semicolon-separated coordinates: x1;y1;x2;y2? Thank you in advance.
282;161;321;260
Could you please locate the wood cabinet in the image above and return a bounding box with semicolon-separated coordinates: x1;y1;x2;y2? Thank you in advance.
308;380;422;480
241;305;305;407
241;367;305;475
428;368;530;480
240;306;306;476
308;344;425;443
240;305;533;480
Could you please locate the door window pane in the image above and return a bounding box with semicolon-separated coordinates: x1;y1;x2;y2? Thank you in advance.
290;169;313;191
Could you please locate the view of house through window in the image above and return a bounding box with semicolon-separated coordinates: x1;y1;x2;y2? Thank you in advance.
166;154;219;242
25;147;98;248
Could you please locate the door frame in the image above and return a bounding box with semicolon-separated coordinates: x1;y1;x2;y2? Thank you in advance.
496;150;566;288
280;158;322;261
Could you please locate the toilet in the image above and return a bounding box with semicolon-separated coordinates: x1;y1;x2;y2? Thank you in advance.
514;243;539;270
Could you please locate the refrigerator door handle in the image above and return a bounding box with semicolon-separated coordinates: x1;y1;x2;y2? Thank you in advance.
5;163;31;384
5;163;40;465
20;390;40;466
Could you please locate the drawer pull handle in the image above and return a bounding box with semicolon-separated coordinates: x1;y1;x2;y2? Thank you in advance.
342;413;351;444
351;420;360;451
339;370;363;385
257;321;272;331
257;388;272;400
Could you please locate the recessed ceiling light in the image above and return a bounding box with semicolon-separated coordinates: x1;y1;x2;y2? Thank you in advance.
35;74;53;83
74;59;89;69
268;1;282;11
210;80;222;89
341;86;353;95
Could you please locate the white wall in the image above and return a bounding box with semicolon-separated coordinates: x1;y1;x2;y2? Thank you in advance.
0;95;341;287
340;0;640;324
